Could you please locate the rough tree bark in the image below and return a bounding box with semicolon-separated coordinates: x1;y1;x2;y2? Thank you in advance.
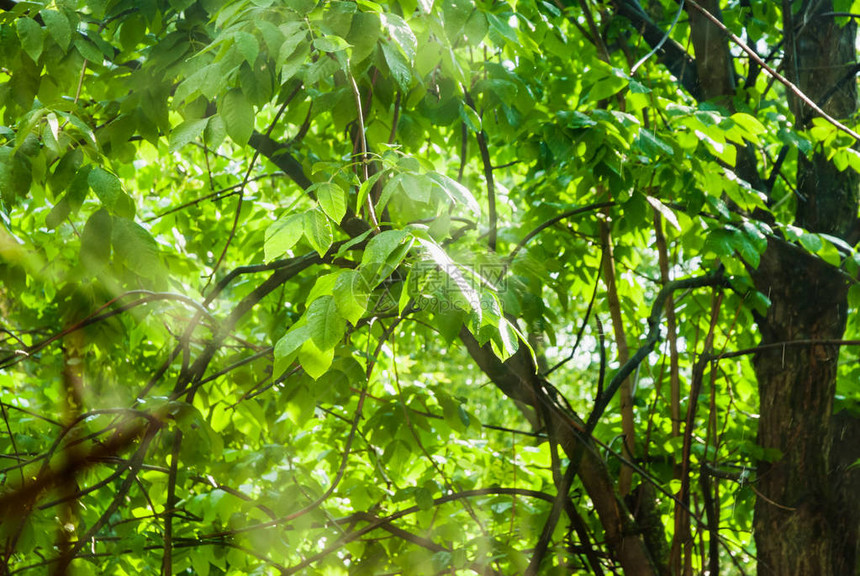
751;3;860;575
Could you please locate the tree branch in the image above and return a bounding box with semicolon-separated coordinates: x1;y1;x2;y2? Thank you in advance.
586;269;726;432
463;90;497;251
247;132;371;237
610;0;702;99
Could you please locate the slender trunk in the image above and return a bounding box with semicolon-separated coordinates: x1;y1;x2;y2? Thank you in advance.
599;217;634;497
54;330;85;576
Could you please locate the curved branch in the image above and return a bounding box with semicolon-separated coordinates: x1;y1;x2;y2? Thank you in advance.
507;201;614;263
586;269;726;431
610;0;702;99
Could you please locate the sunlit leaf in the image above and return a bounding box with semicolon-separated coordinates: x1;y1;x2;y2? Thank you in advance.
304;208;333;257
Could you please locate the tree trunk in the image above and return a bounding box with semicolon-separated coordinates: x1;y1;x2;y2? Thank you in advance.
752;240;849;575
753;3;859;574
830;410;860;575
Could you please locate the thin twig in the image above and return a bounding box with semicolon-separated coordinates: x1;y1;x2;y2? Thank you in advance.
206;87;298;284
544;247;605;376
387;91;401;145
585;270;726;432
463;90;497;250
348;63;379;230
630;0;685;74
687;0;860;141
143;173;283;223
508;202;614;263
162;430;182;576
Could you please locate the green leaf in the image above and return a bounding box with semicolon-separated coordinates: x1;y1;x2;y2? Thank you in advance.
219;89;255;146
233;31;259;64
16;18;43;62
376;174;401;213
64;113;98;149
459;104;482;133
414;486;434;510
382;42;411;91
399;172;432;203
313;35;350;52
66;165;93;212
383;13;416;61
416;236;482;320
346;12;381;64
583;67;628;103
88;167;123;210
299;338;334;380
637;129;673;157
204;115;227;148
705;137;737;166
305;295;346;350
45;197;70;229
168;118;209;152
190;547;212;576
799;232;823;253
363;229;410;265
360;229;414;288
119;15;146;51
111;218;162;277
41;10;72;50
316;182;347;223
303;208;333;257
277;26;308;80
0;148;32;204
486;12;517;44
646;196;679;230
75;34;104;63
265;213;304;261
356;170;384;213
335;229;373;258
428;173;480;216
731;112;766;140
274;324;310;378
80;209;112;272
254;19;284;54
48;148;83;198
734;234;760;268
334;269;370;325
174;63;222;104
704;228;736;259
492;317;520;361
357;0;383;11
307;272;340;304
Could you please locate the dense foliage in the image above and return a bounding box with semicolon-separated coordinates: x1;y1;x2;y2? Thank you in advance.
0;0;859;574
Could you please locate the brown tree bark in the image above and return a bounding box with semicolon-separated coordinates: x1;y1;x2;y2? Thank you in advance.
685;0;735;104
829;410;860;575
751;2;860;575
598;218;634;497
752;239;849;575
